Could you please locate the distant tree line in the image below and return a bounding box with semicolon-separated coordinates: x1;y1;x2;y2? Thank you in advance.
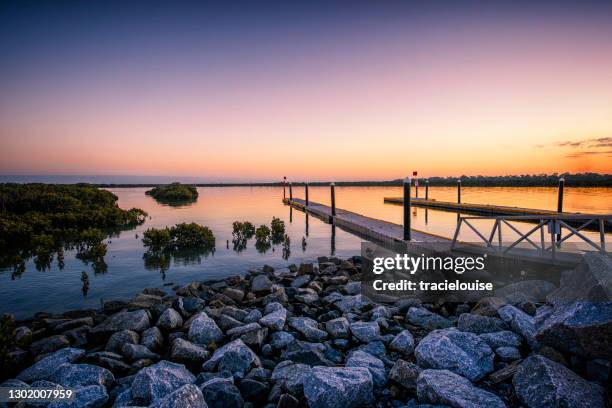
94;173;612;188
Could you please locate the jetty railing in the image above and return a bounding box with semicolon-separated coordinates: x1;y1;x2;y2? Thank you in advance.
451;214;611;254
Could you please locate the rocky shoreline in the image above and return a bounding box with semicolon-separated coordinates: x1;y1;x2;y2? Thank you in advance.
2;254;611;408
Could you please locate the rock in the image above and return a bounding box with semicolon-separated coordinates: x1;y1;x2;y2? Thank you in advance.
15;326;33;346
251;275;273;294
49;363;114;388
496;280;557;302
102;300;128;315
271;361;312;395
534;301;612;359
478;331;522;349
17;348;85;383
170;338;210;369
388;360;420;392
89;310;150;341
203;339;260;378
121;343;160;362
270;331;295;349
223;288;245;303
277;393;299;408
259;308;287;331
218;314;244;331
226;322;261;337
131;360;196;405
498;305;538;349
417;369;506;408
346;350;386;387
325;317;350;339
513;355;604;408
295;288;319;305
303;366;374;408
334;295;371;313
156;308;183;331
288;317;328;342
345;282;361;295
48;385;108;408
149;384;205;408
350;321;380;343
547;253;612;303
200;378;243;408
182;297;206;314
106;330;139;353
586;358;611;382
140;327;164;353
83;352;131;377
389;330;415;354
415;329;494;381
29;335;70;355
281;340;331;366
222;306;248;321
243;309;263;324
457;313;508;334
188;312;224;346
238;378;268;401
240;327;268;349
471;297;506;317
406;307;452;330
291;275;311;288
54;317;94;333
496;346;521;361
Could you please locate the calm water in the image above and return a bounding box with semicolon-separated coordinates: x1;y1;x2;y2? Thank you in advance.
1;186;610;319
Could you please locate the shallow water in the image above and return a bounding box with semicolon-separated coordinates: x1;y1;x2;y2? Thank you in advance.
1;186;610;319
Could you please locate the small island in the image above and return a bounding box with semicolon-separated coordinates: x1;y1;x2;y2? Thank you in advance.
145;182;199;205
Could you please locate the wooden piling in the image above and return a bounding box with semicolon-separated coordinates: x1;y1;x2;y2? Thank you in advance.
557;177;564;242
289;183;293;201
425;179;429;200
330;182;336;219
457;179;462;204
404;177;411;240
305;183;309;206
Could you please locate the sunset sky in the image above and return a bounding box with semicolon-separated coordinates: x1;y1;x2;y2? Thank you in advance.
1;1;611;181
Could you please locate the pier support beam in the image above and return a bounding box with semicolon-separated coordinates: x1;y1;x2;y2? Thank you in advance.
425;179;429;200
557;177;564;242
289;183;293;201
457;179;462;204
415;178;419;198
330;182;336;221
305;183;309;206
283;176;286;199
404;177;411;240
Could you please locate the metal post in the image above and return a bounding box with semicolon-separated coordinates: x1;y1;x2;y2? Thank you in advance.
330;182;336;219
457;179;462;204
403;177;411;241
425;180;429;200
289;183;293;201
305;183;309;206
557;177;564;242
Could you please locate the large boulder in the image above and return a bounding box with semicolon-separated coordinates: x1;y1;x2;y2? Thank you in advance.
259;307;287;331
188;312;224;346
17;348;85;383
140;326;164;353
513;355;604;408
271;361;312;395
29;335;70;355
156;308;183;331
478;331;522;349
534;301;612;359
49;364;114;388
417;369;506;408
457;313;508;334
498;305;538;349
346;350;386;387
251;274;273;294
47;385;108;408
149;384;206;408
170;338;210;369
200;378;243;408
303;366;374;408
202;339;260;378
334;295;371;313
389;330;415;354
105;330;139;353
131;360;196;405
89;310;150;342
350;321;380;343
547;253;612;303
325;317;350;339
415;329;494;381
288;317;328;342
388;359;420;392
406;307;452;330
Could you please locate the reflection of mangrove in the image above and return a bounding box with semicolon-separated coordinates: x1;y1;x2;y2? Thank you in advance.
0;183;147;274
148;197;197;207
282;234;291;260
143;246;214;272
145;182;198;206
81;271;90;296
302;236;307;252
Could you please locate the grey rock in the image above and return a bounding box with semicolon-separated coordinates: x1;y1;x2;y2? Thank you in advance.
295;289;319;305
303;366;374;408
325;317;350;339
334;295;371;313
350;321;380;343
291;275;311;288
89;310;150;340
498;305;538;349
131;360;196;405
345;282;361;295
240;327;268;349
586;358;611;382
149;384;206;408
188;312;224;346
156;308;183;331
496;280;557;302
534;301;612;359
388;360;420;392
417;369;506;408
30;335;70;355
495;346;520;361
478;331;522;349
17;348;85;383
170;338;209;368
346;350;386;387
513;355;604;408
222;306;248;322
54;317;94;333
226;322;261;337
288;317;328;342
49;364;114;388
259;308;287;331
243;309;263;324
251;275;273;294
202;339;260;378
271;361;312;395
406;307;452;330
106;330;139;354
200;378;243;408
121;343;160;362
47;385;108;408
415;329;494;381
15;326;33;346
389;330;415;354
265;302;284;314
280;340;331;366
217;314;243;332
140;327;164;353
457;313;508;334
223;288;245;303
270;331;295;349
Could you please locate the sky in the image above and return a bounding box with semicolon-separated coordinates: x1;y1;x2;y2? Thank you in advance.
1;1;611;182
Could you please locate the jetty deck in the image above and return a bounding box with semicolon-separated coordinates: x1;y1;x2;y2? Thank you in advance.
284;197;451;247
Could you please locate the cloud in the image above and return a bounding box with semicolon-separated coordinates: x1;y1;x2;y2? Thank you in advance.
537;137;612;159
565;150;612;158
